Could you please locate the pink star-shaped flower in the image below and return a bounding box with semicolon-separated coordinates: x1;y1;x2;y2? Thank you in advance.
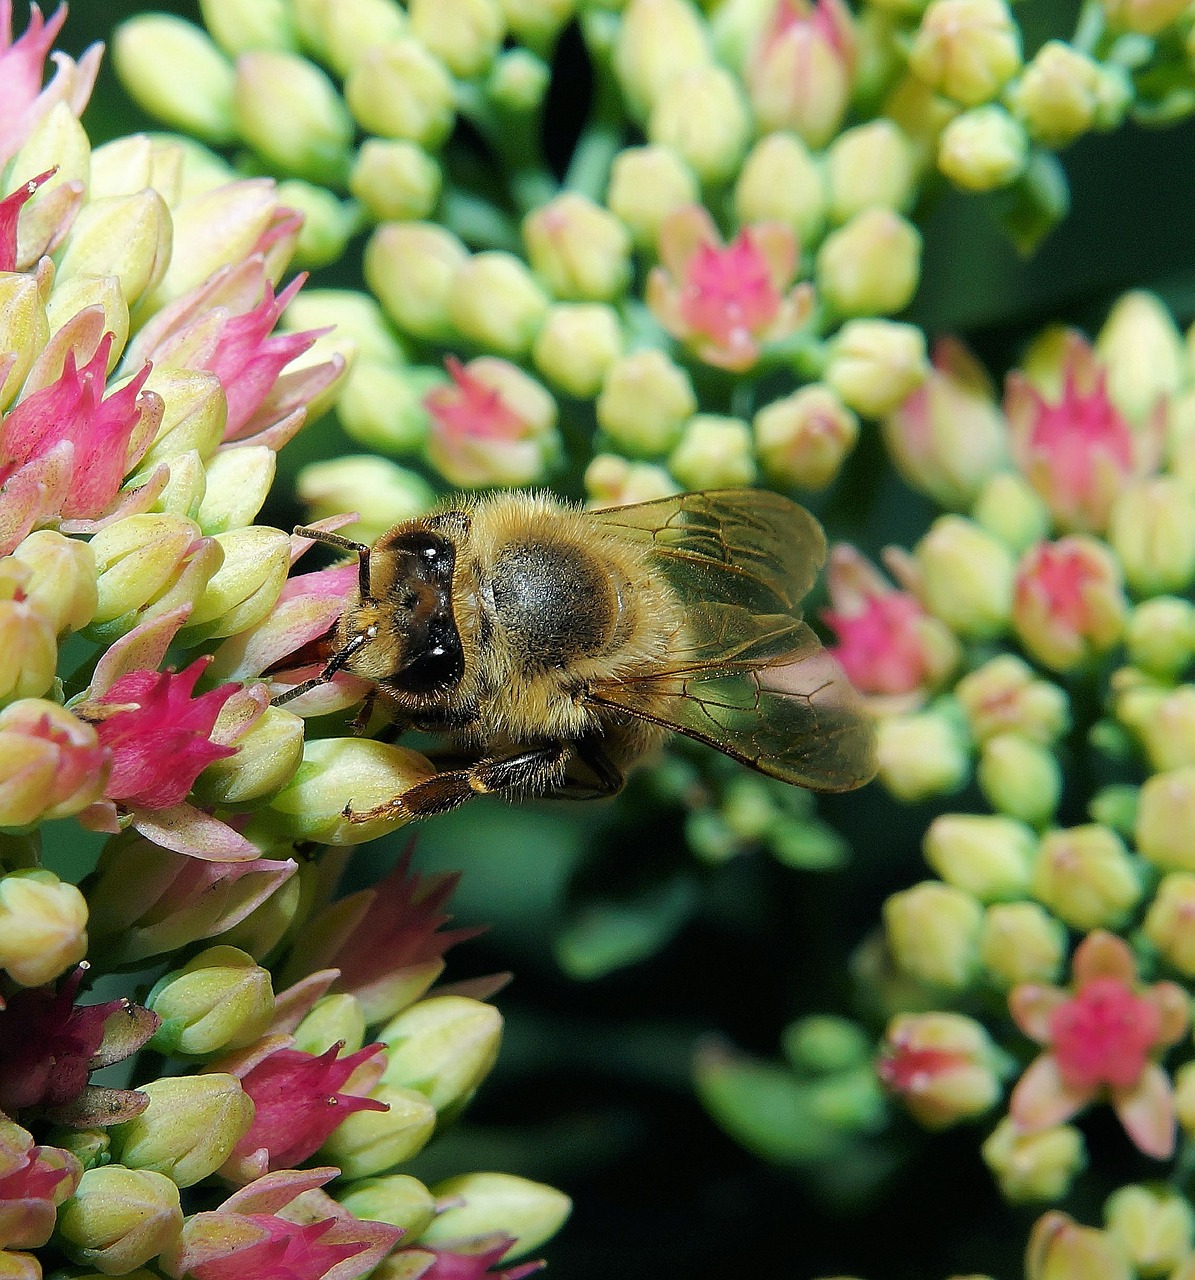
1009;930;1189;1158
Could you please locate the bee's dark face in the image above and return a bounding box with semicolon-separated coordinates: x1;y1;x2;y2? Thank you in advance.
375;529;464;696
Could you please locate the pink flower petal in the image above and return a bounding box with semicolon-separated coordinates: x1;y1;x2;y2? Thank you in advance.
1112;1062;1177;1159
1008;1052;1092;1133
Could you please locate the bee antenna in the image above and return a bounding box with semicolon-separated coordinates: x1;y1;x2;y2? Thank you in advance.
294;524;376;604
271;630;373;706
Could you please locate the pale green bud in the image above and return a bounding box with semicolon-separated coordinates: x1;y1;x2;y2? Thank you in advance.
293;0;408;77
883;880;983;989
1100;291;1184;426
366;222;469;342
937;105;1028;191
379;995;504;1114
249;737;437;846
956;654;1069;745
298;457;436;545
140;369;227;468
882;1011;1003;1127
669;415;757;489
753;384;859;490
409;0;505;78
827;120;916;223
350;139;441;223
88;514;212;629
1136;766;1195;872
337;1174;436;1237
448;251;550;357
196;706;305;808
605;144;699;249
0;596;55;701
58;1166;183;1274
596;349;696;455
9;101;90;198
320;1083;437;1177
908;0;1022;106
532;303;624;398
44;274;129;367
914;515;1016;638
613;0;712;118
1109;478;1195;596
345;38;456;149
734;132;827;245
200;0;296;53
0;275;48;410
114;16;236;144
584;454;680;507
648;65;750;184
276;180;359;270
420;1173;572;1256
486;47;551;113
148;945;275;1056
0;701;106;828
337;362;436;454
294;993;368;1056
1026;1213;1133;1280
285;289;405;365
1008;42;1106;148
500;0;576;50
1105;1185;1194;1278
111;1074;254;1188
972;472;1051;551
1126;685;1195;772
923;812;1037;901
815;209;922;318
979;901;1065;986
0;869;88;987
196;445;276;534
1143;873;1195;977
875;708;970;801
1031;824;1142;930
524;193;632;302
1104;0;1190;36
56;191;172;309
982;1118;1085;1203
977;732;1062;826
1127;597;1195;678
9;530;96;636
184;526;290;639
825;319;928;418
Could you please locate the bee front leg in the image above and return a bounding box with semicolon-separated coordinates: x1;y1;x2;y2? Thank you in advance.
347;742;571;823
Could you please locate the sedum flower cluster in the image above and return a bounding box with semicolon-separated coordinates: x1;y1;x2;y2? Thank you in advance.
0;6;569;1279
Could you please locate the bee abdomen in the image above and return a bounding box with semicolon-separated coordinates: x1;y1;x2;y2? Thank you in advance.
492;540;617;669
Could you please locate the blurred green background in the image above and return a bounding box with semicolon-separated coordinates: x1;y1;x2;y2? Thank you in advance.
54;0;1195;1274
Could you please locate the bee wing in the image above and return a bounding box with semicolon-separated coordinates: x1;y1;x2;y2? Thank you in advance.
588;624;877;792
589;488;827;669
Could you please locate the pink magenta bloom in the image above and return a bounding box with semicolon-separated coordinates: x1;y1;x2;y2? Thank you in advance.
426;357;526;444
1009;931;1189;1158
398;1238;544;1280
647;206;813;372
90;659;238;810
1006;333;1161;533
0;167;51;272
189;1216;367;1280
228;1042;389;1176
0;1128;81;1251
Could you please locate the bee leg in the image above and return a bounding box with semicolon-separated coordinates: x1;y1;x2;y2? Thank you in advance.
348;743;571;822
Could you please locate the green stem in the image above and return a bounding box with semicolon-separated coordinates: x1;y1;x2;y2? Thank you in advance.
1072;0;1106;55
566;120;624;203
440;188;522;252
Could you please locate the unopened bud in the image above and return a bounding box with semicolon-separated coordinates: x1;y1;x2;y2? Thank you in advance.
977;733;1062;826
420;1173;572;1256
584;455;680;507
914;515;1016;638
1031;824;1142;930
0;597;56;701
294;993;368;1056
815;209;922;317
1025;1212;1132;1280
613;0;712;118
299;456;435;545
597;350;696;456
982;1118;1085;1202
1109;478;1195;596
753;384;858;489
937;105;1028;191
827;120;916;223
365;222;469;342
1136;766;1195;872
344;37;456;150
734;132;828;245
648;65;751;184
826;319;928;419
379;995;504;1115
319;1082;437;1178
57;1166;183;1274
883;880;982;988
532;303;623;398
879;1011;1003;1126
147;945;275;1056
956;655;1069;745
196;446;276;535
350;139;441;223
336;1173;436;1237
606;145;699;250
57;190;172;309
875;708;970;801
1104;1184;1194;1277
408;0;505;79
923;813;1036;901
448;251;550;357
668;415;757;489
0;869;88;987
908;0;1022;106
972;472;1051;551
10;530;97;635
979;901;1066;986
338;362;437;455
524;193;632;303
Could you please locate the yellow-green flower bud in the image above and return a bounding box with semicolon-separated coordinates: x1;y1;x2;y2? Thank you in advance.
200;0;296;53
1143;873;1195;976
982;1118;1085;1203
56;190;172;309
299;457;436;545
1136;766;1195;871
524;193;632;303
734;132;827;245
1027;1212;1133;1280
158;449;211;523
1126;684;1195;771
293;0;408;77
88;514;214;633
448;250;550;357
753;384;859;490
0;274;48;410
379;995;504;1114
350;139;441;223
0;596;56;702
584;454;680;507
532;303;623;398
57;1166;183;1274
1176;1061;1195;1139
923;812;1037;901
337;362;434;454
1096;294;1183;426
409;0;505;78
1031;824;1141;930
276;180;359;270
44;273;129;365
826;120;916;224
366;222;469;343
114;16;236;144
1008;42;1107;148
287;289;406;364
937;105;1028;191
648;65;751;184
196;705;305;807
185;526;290;640
956;655;1069;745
500;0;575;49
596;350;697;456
825;319;928;418
9;532;96;637
1104;1185;1194;1278
487;47;552;113
420;1173;572;1256
1129;597;1195;678
883;880;983;989
881;1011;1003;1127
147;945;275;1056
195;446;276;535
233;52;353;183
972;472;1051;552
111;1074;254;1188
249;737;436;846
908;0;1021;106
294;993;368;1056
977;733;1062;826
606;145;699;249
0;869;87;987
875;708;970;801
613;0;712;118
669;415;757;489
319;1083;437;1177
345;37;456;149
1104;0;1190;35
915;515;1016;638
979;901;1065;986
11;100;90;199
1110;478;1195;596
140;369;227;468
337;1173;436;1237
815;209;922;318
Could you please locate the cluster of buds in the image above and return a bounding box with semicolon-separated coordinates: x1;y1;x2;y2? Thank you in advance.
0;7;570;1278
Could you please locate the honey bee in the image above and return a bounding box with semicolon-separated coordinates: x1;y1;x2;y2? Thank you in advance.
276;489;877;822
